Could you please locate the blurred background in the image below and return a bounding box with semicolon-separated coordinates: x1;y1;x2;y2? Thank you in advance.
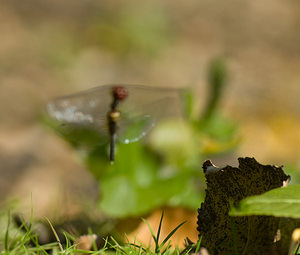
1;0;300;248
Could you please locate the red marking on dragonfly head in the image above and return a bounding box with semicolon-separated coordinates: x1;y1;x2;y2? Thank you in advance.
112;86;128;101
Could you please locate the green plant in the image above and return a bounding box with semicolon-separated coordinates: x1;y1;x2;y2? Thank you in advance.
141;210;185;254
0;210;192;255
0;212;57;254
44;56;239;219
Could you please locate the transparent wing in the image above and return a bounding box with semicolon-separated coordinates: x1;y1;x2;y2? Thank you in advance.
46;85;112;130
116;91;184;143
46;86;112;146
121;85;184;121
55;122;109;147
46;84;184;145
117;114;154;144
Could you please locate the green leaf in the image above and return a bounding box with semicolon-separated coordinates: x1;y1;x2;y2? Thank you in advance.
198;112;237;141
98;142;202;217
230;185;300;218
202;56;227;120
181;89;195;121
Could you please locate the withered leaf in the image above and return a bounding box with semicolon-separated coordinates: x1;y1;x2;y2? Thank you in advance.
197;157;295;255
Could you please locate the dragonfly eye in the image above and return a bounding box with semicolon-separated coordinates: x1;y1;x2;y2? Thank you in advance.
112;86;128;101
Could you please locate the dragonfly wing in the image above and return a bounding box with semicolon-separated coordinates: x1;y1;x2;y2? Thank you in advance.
121;85;184;121
117;114;155;144
46;86;114;146
46;84;183;126
46;84;184;145
55;122;109;147
46;85;113;126
116;86;184;143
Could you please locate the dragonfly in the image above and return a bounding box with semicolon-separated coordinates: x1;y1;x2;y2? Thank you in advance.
46;84;183;163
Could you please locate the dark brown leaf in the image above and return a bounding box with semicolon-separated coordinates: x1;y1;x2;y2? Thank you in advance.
197;157;290;255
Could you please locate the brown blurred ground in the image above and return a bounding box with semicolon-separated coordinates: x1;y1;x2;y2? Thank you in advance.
0;0;300;246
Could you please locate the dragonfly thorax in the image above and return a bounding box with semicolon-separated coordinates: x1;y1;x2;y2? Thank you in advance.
108;110;121;121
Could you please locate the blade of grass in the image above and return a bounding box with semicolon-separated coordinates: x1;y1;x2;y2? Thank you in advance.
4;210;11;251
195;236;202;253
63;232;72;249
128;242;147;253
27;234;49;255
142;218;157;244
295;243;300;255
125;233;148;254
45;217;63;252
161;240;171;255
159;221;186;251
156;210;164;245
87;228;98;251
30;193;34;230
109;236;125;253
22;243;29;255
19;216;49;255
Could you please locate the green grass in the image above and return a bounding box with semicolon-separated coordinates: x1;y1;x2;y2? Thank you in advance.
0;210;194;255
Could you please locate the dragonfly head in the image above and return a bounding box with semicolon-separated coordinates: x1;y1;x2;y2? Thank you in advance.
112;86;128;101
